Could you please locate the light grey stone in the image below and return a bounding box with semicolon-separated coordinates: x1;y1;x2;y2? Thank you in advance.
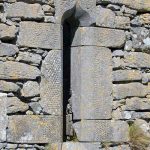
62;142;101;150
0;61;40;80
112;50;124;57
132;112;150;119
40;50;62;116
115;16;130;29
72;27;125;48
113;70;142;81
29;102;42;114
7;97;29;114
5;2;44;19
71;46;112;120
112;57;124;68
102;145;131;150
0;43;19;57
0;24;17;40
73;120;129;142
7;115;63;143
0;80;20;92
113;83;147;99
124;52;150;68
6;144;18;149
16;52;42;65
18;22;61;49
0;94;7;142
124;40;132;51
21;81;40;98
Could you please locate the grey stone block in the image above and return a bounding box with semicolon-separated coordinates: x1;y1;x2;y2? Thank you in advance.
62;142;101;150
7;115;63;143
72;27;125;48
124;52;150;68
113;83;147;99
7;97;29;114
113;70;142;82
71;46;112;120
0;80;20;92
73;120;129;142
0;43;19;57
40;50;62;116
17;22;61;49
5;2;44;19
101;145;131;150
0;61;41;80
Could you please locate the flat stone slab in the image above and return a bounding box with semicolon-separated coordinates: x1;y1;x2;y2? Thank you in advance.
40;50;62;116
7;115;62;143
71;27;125;48
71;46;112;119
0;61;40;80
18;22;61;49
73;120;129;142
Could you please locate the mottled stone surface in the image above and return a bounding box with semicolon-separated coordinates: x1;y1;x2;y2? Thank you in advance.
113;70;142;81
0;61;40;80
0;94;7;142
21;81;40;98
0;24;17;40
7;115;62;143
73;120;129;142
40;50;62;115
7;97;29;114
18;22;61;49
124;52;150;68
101;145;131;150
0;80;20;92
71;46;112;119
0;43;19;57
72;27;125;48
113;83;147;99
5;2;44;19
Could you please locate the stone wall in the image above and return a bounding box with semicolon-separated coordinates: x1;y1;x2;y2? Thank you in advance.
0;0;149;149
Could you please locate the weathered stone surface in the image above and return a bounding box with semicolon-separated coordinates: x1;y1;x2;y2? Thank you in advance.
0;80;20;92
40;50;62;115
113;70;142;81
113;83;147;99
72;27;125;48
125;97;150;110
0;94;7;142
139;13;150;25
96;6;130;29
71;46;112;119
29;102;42;114
16;52;42;65
97;0;150;12
7;115;62;143
0;61;40;80
5;2;44;19
7;97;29;114
73;120;129;142
0;24;17;40
124;52;150;68
21;81;40;97
102;145;131;150
18;22;61;49
0;43;19;57
62;142;101;150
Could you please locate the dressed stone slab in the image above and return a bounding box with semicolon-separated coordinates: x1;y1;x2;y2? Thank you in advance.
71;46;112;120
18;22;61;49
7;115;62;143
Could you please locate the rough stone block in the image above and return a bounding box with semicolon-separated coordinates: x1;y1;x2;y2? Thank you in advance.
62;142;101;150
0;94;7;142
124;52;150;68
71;46;112;120
0;43;19;57
7;115;63;143
5;2;44;19
18;22;61;49
73;120;129;142
0;80;20;92
115;16;130;29
0;24;17;40
113;70;142;82
72;27;125;48
40;50;62;116
113;83;147;99
0;61;41;80
101;145;131;150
